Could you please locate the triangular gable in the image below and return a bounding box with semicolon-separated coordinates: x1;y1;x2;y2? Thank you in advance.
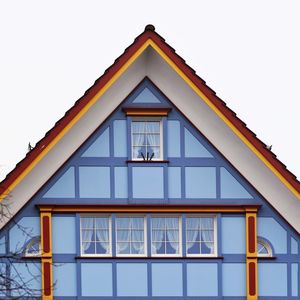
0;25;299;231
132;87;161;104
38;79;253;202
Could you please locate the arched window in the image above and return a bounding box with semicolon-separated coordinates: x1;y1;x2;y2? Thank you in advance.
257;238;272;257
24;237;41;257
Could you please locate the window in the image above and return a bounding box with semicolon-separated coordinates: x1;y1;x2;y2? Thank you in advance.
186;216;216;256
151;216;181;256
116;216;146;256
24;237;41;257
79;214;217;257
131;118;162;160
80;216;111;256
257;238;272;257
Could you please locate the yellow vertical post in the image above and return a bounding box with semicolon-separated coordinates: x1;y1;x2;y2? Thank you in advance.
246;209;258;300
40;209;53;300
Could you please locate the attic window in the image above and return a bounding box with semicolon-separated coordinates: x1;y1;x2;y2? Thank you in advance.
131;118;162;160
24;237;41;257
257;238;272;257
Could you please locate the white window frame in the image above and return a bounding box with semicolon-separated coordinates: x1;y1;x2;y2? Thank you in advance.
131;117;163;161
185;214;217;257
257;238;272;257
115;214;147;257
80;214;112;257
151;214;182;257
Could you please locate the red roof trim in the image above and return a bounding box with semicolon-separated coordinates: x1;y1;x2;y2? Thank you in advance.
1;26;299;195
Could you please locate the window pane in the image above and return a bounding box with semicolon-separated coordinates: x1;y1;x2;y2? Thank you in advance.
146;122;160;133
152;230;165;242
82;242;95;254
95;218;109;229
146;134;160;146
132;146;146;159
131;230;144;242
81;217;94;229
187;218;200;230
96;242;109;254
131;242;144;254
167;230;179;241
117;242;130;254
166;218;179;229
166;241;179;254
152;242;165;254
201;218;214;229
186;230;199;242
81;229;94;241
201;242;214;254
131;218;144;229
116;218;130;229
132;134;146;146
95;230;109;242
187;242;200;254
117;230;130;242
148;146;160;159
132;122;146;133
201;230;214;242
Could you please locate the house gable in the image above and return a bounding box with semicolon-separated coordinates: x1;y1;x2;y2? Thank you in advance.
1;26;300;299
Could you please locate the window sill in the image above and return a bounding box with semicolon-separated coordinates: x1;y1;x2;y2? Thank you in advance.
126;160;169;164
257;256;276;260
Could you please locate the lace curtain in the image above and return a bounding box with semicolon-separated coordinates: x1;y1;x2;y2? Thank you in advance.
116;217;144;254
81;217;110;254
152;217;179;254
186;217;214;254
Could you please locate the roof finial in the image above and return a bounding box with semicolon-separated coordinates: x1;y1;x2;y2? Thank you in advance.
145;24;155;32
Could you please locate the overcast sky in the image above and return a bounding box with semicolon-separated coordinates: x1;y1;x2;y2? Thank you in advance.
0;0;299;182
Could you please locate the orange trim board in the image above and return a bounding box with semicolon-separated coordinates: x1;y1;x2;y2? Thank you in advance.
123;107;171;116
1;35;299;202
38;204;260;213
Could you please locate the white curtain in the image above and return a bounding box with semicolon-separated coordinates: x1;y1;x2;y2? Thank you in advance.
151;218;165;254
81;217;94;252
166;218;179;253
186;218;199;251
95;218;109;253
116;218;130;254
131;218;144;254
201;218;214;253
132;122;146;159
146;122;160;158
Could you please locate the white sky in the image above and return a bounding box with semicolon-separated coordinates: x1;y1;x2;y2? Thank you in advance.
0;0;299;182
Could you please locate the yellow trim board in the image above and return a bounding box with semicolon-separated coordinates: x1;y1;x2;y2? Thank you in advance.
1;38;299;201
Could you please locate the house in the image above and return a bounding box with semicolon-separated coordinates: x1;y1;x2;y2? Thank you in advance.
0;24;299;299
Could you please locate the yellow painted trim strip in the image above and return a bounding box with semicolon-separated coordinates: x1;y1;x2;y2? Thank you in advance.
246;212;258;300
1;38;299;201
38;205;259;213
41;258;53;300
40;211;53;299
147;40;299;200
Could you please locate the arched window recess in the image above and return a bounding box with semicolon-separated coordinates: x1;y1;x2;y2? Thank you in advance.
257;237;273;257
23;236;41;257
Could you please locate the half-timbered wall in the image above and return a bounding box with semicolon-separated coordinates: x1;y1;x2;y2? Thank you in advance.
0;79;299;299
